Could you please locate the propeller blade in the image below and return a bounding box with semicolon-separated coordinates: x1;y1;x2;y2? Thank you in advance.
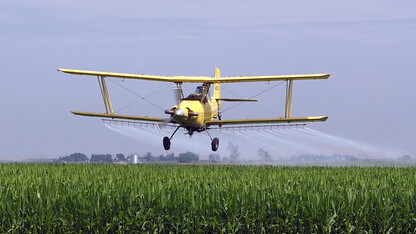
173;85;182;105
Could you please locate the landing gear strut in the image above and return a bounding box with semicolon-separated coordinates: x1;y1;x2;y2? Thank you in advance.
206;129;219;152
164;127;220;151
163;126;180;151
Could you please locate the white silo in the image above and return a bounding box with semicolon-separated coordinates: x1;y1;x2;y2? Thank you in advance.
131;154;140;164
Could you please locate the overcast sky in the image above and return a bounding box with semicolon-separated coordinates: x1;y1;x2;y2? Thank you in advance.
1;1;416;160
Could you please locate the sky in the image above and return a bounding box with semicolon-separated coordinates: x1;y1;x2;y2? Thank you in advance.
1;1;416;160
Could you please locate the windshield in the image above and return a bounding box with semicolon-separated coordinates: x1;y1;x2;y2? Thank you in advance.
183;85;209;102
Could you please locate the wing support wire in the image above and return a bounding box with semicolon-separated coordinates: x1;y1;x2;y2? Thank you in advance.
97;76;114;114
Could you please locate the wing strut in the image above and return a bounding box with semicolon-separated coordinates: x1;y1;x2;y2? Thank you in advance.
97;76;114;114
285;80;293;118
200;83;210;104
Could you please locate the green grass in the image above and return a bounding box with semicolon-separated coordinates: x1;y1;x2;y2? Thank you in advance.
0;164;415;232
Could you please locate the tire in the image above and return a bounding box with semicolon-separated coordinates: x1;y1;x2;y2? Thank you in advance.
163;136;171;150
211;137;219;151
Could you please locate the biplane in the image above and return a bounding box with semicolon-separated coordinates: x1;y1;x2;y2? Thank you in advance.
59;68;330;151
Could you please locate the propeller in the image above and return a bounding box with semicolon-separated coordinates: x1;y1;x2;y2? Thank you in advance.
159;84;183;131
160;84;198;132
173;84;182;106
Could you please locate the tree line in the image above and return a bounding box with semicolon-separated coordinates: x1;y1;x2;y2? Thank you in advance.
56;152;203;164
56;144;275;164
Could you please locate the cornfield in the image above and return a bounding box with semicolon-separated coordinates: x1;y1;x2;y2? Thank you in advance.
0;164;415;232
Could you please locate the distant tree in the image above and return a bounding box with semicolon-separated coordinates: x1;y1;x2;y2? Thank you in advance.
228;142;240;163
165;153;176;161
177;152;199;163
158;155;165;161
257;148;272;162
126;155;132;162
158;153;176;161
143;152;156;161
90;154;113;163
209;153;221;162
398;155;412;161
116;153;126;161
59;153;88;163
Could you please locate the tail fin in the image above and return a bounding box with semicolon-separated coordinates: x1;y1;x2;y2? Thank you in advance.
213;68;221;109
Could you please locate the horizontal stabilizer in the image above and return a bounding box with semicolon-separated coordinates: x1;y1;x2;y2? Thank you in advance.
205;116;328;126
217;98;257;102
71;111;170;123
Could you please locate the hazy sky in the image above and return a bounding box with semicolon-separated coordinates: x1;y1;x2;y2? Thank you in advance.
1;1;416;160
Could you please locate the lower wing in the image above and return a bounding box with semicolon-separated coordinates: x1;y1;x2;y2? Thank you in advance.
71;111;171;123
205;116;328;126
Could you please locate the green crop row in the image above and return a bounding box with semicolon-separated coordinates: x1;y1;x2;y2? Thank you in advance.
0;164;415;233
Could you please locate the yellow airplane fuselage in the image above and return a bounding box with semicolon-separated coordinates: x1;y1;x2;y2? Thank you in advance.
173;99;219;129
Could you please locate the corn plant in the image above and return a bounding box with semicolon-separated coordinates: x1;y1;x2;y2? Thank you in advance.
0;164;415;232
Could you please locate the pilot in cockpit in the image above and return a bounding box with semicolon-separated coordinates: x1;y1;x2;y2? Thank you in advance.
195;86;204;95
184;85;208;102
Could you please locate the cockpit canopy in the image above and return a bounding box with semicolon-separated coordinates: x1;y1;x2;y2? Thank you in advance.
183;85;210;102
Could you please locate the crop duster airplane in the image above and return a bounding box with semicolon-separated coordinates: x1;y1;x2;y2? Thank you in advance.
59;68;330;151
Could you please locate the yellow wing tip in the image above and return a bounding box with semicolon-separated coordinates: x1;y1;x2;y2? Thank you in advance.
58;68;73;74
307;116;328;121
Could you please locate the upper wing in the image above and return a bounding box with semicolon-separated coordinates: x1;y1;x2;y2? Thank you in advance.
59;68;330;83
59;68;211;83
211;74;330;83
205;116;328;126
71;111;171;123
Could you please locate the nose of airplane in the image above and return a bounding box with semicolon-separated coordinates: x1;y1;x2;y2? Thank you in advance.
174;108;185;118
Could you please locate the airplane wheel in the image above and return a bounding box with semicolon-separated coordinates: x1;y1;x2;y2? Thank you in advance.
163;136;171;150
211;138;219;151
